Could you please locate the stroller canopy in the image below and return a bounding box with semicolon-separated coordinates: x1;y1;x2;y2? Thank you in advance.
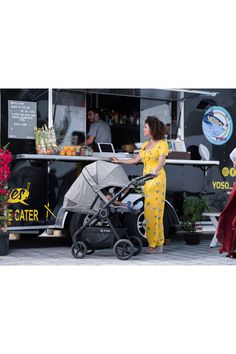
63;160;130;213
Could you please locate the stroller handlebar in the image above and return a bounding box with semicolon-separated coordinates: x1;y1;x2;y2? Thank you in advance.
130;173;156;187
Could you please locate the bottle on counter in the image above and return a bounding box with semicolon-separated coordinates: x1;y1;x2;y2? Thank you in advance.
111;110;115;124
114;111;119;125
109;117;114;126
129;115;135;125
164;134;172;152
104;108;110;123
122;114;127;125
80;145;92;156
119;114;123;125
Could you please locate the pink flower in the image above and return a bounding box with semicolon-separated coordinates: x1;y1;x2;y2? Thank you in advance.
0;145;12;230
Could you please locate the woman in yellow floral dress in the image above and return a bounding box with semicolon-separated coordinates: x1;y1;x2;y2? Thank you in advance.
112;116;168;253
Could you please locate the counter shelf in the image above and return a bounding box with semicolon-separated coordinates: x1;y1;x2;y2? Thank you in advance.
9;154;219;233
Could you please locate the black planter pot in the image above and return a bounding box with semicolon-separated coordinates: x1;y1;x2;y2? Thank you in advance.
184;232;201;245
0;231;9;256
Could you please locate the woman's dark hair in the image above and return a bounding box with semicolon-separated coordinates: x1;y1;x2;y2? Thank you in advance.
72;131;85;144
145;116;167;140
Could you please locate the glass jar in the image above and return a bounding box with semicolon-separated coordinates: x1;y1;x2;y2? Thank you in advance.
83;146;89;156
88;146;93;156
83;146;93;156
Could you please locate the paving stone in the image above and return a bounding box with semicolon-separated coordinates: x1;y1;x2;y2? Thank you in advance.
0;239;236;265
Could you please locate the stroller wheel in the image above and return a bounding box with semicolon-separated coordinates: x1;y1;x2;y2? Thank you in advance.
113;239;134;260
129;236;143;256
71;242;87;259
86;249;95;255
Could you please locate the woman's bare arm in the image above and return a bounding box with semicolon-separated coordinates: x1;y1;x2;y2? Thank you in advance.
151;155;166;175
111;154;141;165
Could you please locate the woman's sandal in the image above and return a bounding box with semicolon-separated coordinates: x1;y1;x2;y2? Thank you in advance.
147;246;163;254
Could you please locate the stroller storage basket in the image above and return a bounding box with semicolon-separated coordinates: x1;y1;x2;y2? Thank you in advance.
81;227;127;249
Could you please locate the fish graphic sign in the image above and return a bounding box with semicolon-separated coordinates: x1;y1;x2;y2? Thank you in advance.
202;106;233;145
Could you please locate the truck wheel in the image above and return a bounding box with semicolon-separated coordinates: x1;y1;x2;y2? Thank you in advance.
125;202;177;246
125;207;148;246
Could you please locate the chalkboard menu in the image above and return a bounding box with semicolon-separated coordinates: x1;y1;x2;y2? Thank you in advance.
8;100;37;139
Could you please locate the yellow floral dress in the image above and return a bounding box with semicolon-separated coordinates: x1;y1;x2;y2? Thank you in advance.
139;140;168;248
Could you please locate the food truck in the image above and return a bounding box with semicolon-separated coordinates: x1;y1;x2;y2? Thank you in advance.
1;88;234;242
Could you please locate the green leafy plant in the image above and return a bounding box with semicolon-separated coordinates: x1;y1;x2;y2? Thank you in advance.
183;193;209;233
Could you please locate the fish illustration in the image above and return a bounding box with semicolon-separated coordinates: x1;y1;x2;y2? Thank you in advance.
203;111;226;137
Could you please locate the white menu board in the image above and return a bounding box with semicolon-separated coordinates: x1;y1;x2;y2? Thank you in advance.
8;100;37;139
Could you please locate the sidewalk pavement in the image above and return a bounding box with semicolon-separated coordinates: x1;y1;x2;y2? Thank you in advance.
0;238;235;266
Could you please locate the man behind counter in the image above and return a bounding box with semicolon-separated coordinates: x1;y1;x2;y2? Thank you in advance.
84;108;111;150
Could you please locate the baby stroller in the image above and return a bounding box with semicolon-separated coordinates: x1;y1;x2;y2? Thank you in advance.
63;160;155;260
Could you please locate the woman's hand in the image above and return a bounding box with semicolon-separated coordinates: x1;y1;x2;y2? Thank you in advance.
151;169;158;176
111;156;120;163
111;154;141;165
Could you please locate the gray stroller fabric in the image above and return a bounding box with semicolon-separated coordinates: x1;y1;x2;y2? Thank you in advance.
63;160;130;213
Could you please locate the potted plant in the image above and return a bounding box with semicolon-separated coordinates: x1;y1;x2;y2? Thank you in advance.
182;193;209;245
0;144;12;256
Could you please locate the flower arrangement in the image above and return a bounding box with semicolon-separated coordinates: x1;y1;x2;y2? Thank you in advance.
0;144;12;232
